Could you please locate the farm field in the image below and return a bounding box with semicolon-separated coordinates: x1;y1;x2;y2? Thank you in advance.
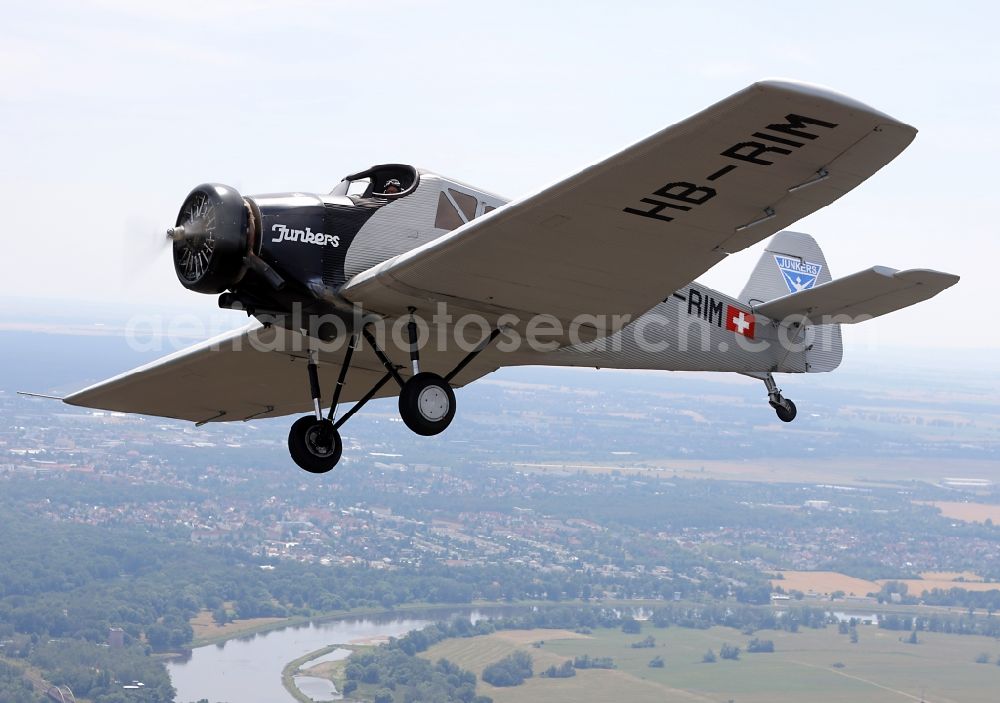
511;457;1000;487
890;577;999;594
773;570;999;597
773;571;879;597
924;501;1000;524
422;624;1000;703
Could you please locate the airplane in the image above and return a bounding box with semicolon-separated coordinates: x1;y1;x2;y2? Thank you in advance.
57;80;959;473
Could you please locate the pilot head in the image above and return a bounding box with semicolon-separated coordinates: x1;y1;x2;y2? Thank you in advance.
383;179;402;195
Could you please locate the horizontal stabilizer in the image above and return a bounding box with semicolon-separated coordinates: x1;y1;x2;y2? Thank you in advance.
754;266;959;325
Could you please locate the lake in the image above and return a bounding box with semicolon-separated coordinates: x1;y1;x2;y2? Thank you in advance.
167;608;510;703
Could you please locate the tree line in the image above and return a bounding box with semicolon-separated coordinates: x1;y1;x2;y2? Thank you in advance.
343;649;489;703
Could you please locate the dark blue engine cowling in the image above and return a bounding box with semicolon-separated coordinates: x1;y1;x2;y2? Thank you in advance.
172;167;417;304
250;192;377;292
171;184;381;319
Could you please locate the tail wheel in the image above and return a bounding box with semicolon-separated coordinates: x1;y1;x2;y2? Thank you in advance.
288;416;342;473
398;372;456;436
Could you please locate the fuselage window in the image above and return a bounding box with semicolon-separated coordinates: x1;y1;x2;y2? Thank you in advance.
434;192;465;231
448;189;478;221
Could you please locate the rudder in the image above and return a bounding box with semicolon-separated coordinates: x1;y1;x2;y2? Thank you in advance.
739;231;843;372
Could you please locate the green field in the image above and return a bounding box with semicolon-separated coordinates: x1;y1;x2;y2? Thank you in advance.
422;624;1000;703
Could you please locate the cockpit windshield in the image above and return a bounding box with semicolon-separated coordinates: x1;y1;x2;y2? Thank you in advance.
330;164;418;200
344;178;371;198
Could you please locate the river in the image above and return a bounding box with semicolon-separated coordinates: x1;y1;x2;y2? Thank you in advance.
166;608;511;703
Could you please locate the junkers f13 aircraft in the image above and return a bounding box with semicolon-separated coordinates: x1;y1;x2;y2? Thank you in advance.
62;81;958;472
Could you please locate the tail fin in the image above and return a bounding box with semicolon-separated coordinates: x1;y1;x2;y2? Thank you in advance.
739;231;833;305
739;231;843;372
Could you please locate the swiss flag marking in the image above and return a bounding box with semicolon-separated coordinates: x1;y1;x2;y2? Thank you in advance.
726;305;755;339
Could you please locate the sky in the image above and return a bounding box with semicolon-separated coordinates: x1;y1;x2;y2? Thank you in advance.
3;0;997;354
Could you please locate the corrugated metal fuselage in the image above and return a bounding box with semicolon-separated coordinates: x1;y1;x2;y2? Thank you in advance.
335;171;831;376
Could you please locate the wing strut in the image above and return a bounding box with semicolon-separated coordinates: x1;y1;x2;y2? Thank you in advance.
361;327;407;388
327;323;506;434
320;329;394;431
444;327;504;383
328;333;359;421
332;372;395;431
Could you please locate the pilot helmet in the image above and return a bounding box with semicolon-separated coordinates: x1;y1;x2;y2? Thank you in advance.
384;178;402;191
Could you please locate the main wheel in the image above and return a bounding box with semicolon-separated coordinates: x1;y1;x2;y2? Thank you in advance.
398;372;456;436
773;398;797;423
288;415;342;473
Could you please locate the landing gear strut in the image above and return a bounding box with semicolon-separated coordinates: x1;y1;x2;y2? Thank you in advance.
397;314;455;436
762;372;797;423
287;317;502;473
287;350;343;473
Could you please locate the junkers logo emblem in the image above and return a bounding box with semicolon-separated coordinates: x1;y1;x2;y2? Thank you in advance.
271;223;340;247
774;254;822;293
